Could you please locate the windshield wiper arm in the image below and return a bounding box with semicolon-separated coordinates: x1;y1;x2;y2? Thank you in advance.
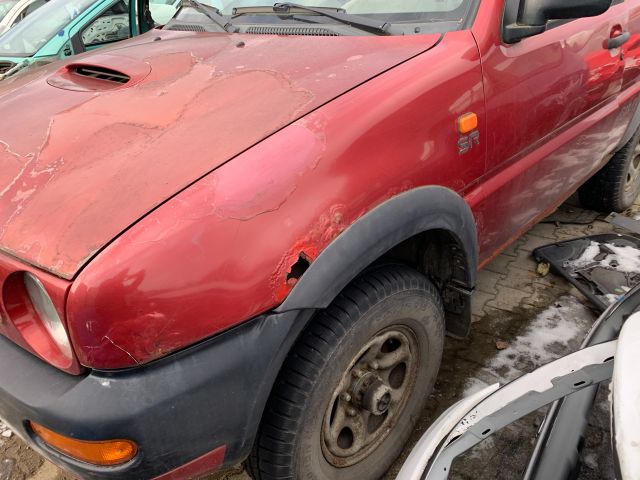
236;2;399;35
187;0;237;32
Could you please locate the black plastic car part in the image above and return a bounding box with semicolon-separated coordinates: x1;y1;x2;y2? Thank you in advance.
533;233;640;311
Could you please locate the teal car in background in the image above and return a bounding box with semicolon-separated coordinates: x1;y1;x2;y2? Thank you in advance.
0;0;181;79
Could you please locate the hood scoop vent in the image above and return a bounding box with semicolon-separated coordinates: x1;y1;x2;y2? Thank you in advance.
246;26;340;36
47;55;151;92
73;65;131;84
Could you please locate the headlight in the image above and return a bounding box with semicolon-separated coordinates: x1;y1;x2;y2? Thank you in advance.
23;272;73;362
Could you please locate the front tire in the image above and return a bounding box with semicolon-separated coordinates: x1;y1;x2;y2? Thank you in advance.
248;265;445;480
579;127;640;212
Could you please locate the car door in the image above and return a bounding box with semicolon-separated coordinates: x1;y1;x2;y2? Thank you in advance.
469;0;634;263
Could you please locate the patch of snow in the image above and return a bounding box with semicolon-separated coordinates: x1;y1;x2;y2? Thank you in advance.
488;296;591;381
0;430;11;439
467;296;593;387
603;244;640;273
572;241;601;268
570;241;640;274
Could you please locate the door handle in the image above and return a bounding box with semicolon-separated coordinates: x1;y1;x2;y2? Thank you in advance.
608;31;630;49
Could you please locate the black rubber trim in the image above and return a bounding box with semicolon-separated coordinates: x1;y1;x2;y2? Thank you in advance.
276;186;478;312
0;309;315;479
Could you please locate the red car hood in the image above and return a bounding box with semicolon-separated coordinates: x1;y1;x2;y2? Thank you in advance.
0;30;440;279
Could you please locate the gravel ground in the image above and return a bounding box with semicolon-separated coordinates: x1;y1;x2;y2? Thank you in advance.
1;200;634;480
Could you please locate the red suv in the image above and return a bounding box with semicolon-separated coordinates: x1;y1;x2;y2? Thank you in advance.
0;0;638;479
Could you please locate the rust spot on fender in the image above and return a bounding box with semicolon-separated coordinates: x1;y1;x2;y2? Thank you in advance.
272;204;347;302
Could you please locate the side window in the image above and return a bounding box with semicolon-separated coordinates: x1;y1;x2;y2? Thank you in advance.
10;0;46;27
81;0;131;47
149;0;181;25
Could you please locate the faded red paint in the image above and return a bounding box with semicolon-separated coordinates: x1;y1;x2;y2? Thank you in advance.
1;0;640;371
0;31;440;279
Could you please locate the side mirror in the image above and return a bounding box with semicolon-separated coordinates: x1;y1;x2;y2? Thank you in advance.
503;0;613;44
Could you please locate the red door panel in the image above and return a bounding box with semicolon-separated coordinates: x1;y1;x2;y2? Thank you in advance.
468;0;636;264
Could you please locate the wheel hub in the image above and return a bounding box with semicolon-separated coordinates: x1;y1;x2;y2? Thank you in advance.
352;371;392;416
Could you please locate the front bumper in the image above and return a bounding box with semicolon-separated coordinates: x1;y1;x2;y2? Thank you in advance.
0;309;312;479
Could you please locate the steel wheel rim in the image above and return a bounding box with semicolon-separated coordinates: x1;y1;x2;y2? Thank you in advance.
321;325;420;467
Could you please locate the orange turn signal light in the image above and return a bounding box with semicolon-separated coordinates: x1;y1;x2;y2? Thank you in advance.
30;421;137;466
458;112;478;134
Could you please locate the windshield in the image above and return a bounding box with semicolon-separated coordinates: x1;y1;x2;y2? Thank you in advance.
0;0;18;22
0;0;96;57
210;0;469;22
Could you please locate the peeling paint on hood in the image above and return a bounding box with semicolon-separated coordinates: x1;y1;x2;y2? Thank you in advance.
0;31;440;279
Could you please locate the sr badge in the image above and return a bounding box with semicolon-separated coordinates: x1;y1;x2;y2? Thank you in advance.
457;112;479;155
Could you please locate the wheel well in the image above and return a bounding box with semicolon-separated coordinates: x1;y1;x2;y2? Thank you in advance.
372;229;473;337
276;187;478;337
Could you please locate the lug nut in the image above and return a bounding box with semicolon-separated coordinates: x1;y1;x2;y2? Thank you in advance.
351;369;364;378
346;407;357;417
369;361;379;370
340;392;352;403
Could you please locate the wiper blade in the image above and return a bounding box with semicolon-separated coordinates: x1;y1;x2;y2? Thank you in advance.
235;2;399;35
186;0;237;32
